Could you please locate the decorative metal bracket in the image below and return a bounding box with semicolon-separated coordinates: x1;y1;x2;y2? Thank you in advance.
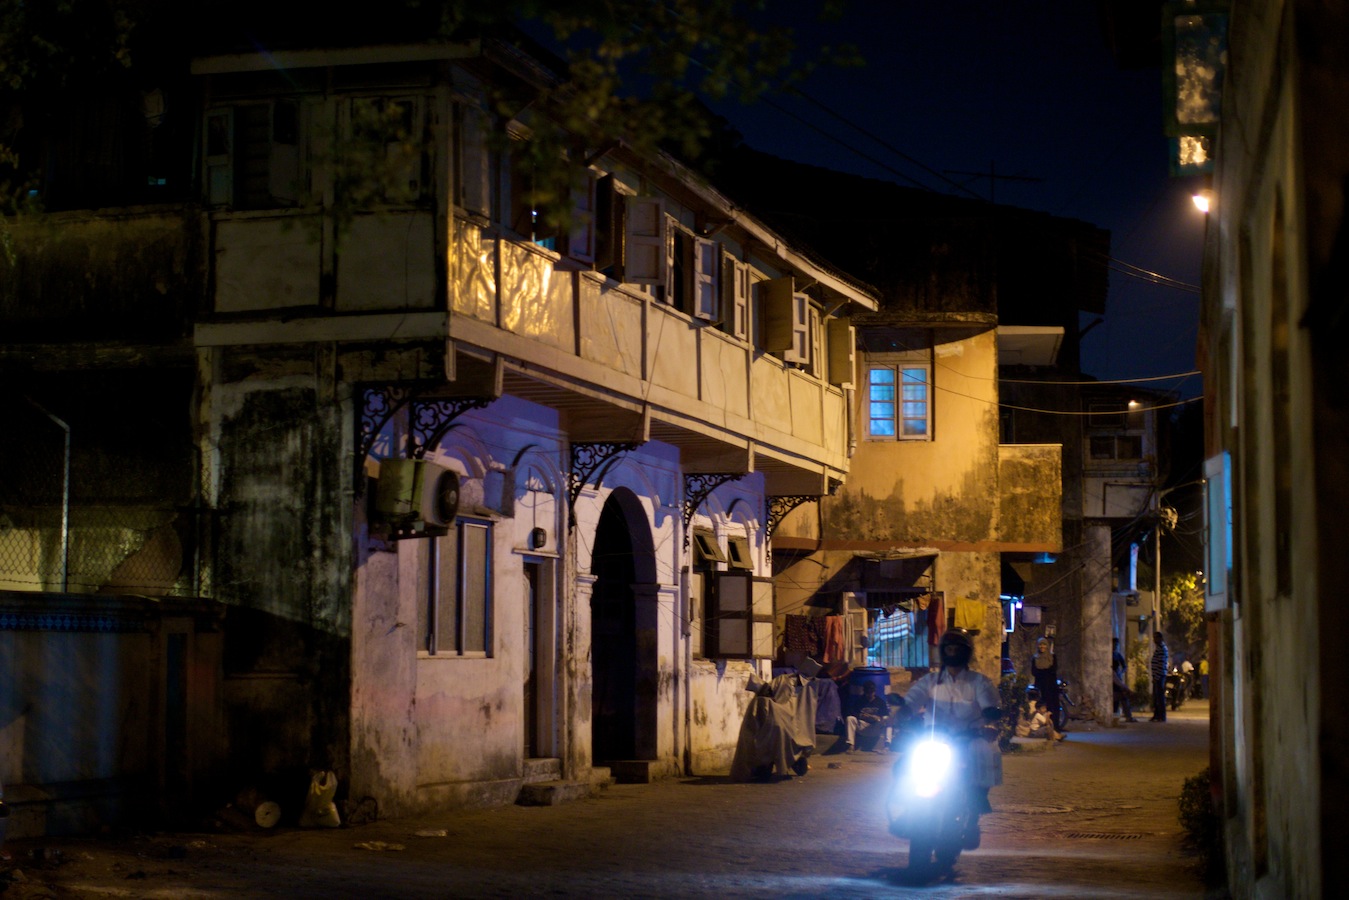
682;473;745;546
767;495;817;539
567;442;643;528
409;397;494;459
357;385;417;484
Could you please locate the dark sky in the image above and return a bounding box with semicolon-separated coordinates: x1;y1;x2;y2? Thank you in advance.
708;2;1205;399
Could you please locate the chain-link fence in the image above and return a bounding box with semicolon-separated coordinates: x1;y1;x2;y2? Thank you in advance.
0;397;201;596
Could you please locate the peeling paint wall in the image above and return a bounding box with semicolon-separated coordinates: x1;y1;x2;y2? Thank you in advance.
821;328;1001;543
997;444;1062;546
204;348;355;789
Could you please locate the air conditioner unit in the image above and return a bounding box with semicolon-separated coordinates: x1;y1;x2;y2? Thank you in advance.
375;459;460;538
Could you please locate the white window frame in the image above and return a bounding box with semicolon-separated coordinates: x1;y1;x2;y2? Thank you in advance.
623;195;666;285
866;361;931;440
721;251;751;340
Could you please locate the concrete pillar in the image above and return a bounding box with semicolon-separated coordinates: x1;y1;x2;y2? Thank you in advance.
1080;523;1114;721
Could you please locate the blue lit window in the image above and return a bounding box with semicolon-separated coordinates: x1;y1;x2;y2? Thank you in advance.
868;365;930;439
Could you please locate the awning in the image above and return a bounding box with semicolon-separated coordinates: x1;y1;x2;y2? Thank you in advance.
855;550;938;594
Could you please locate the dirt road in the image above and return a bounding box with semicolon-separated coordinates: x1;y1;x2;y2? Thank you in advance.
0;705;1212;898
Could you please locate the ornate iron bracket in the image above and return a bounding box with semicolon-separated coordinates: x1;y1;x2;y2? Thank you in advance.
682;473;745;546
767;495;817;539
357;385;417;483
567;442;643;528
409;397;494;459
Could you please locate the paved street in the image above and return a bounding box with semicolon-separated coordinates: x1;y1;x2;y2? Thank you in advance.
1;705;1211;899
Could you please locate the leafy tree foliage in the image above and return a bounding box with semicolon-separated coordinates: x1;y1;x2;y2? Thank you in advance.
1163;571;1206;662
0;0;859;233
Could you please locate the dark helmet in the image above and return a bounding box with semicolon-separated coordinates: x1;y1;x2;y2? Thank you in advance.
939;628;975;668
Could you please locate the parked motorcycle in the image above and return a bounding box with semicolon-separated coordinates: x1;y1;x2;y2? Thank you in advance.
886;728;979;876
1165;669;1187;711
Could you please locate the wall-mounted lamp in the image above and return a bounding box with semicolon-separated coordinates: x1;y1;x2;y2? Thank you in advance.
1192;191;1213;214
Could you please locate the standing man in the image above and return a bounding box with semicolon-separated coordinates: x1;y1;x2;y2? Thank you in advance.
1112;637;1136;722
1149;631;1169;722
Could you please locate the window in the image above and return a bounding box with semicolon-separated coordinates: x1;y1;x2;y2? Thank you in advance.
1089;434;1143;460
708;573;774;659
454;101;491;219
662;223;719;319
347;96;425;205
507;141;559;250
720;252;752;340
205;101;305;209
868;365;930;439
726;534;753;571
419;519;493;656
866;597;929;669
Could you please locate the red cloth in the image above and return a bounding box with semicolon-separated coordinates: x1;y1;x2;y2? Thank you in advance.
821;615;846;663
928;599;949;655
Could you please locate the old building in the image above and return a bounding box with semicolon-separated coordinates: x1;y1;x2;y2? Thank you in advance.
711;152;1105;688
0;32;879;832
1191;1;1349;894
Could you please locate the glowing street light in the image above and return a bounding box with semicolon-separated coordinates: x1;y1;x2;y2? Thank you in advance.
1192;191;1212;214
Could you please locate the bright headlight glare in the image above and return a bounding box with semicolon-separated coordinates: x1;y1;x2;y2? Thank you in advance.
910;738;954;798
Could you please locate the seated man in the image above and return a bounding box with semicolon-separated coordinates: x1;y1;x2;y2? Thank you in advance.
844;682;892;752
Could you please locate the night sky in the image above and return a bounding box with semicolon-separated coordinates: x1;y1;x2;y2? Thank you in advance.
708;2;1205;400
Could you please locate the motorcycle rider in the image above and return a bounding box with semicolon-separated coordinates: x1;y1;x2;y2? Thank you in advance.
900;628;1002;848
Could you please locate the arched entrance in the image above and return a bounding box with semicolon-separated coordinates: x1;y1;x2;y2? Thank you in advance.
590;488;658;764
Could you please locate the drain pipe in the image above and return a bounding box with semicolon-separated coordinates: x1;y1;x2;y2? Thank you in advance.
25;397;70;592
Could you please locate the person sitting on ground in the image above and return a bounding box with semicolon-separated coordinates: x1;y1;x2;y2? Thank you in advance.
843;682;892;752
1016;699;1066;741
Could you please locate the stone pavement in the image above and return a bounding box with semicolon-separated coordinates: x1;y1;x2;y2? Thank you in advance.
0;704;1213;899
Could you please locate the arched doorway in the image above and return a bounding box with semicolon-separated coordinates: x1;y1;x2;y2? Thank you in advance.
590;488;657;763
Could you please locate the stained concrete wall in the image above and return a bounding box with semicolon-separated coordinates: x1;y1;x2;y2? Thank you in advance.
1200;2;1349;895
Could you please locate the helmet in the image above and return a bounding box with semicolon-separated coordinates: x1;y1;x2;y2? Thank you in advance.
939;628;975;668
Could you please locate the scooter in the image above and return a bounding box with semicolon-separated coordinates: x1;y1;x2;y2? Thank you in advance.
886;728;979;876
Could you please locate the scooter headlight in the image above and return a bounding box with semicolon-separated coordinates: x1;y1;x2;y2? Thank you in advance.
909;738;954;798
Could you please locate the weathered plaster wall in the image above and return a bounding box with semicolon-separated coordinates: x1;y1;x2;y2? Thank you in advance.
349;400;567;815
204;349;354;788
821;328;1001;543
997;444;1062;547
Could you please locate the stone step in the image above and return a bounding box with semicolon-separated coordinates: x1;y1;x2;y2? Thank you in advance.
523;757;561;785
589;767;614;790
515;779;593;807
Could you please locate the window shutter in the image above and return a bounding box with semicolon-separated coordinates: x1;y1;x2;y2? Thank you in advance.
567;173;596;263
205;107;234;206
457;104;491;218
594;175;622;271
268;100;301;204
721;252;750;340
662;215;678;303
692;236;718;321
827;319;856;386
623;196;666;285
713;573;774;659
763;276;809;363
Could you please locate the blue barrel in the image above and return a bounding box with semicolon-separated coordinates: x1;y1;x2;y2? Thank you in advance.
847;666;892;715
